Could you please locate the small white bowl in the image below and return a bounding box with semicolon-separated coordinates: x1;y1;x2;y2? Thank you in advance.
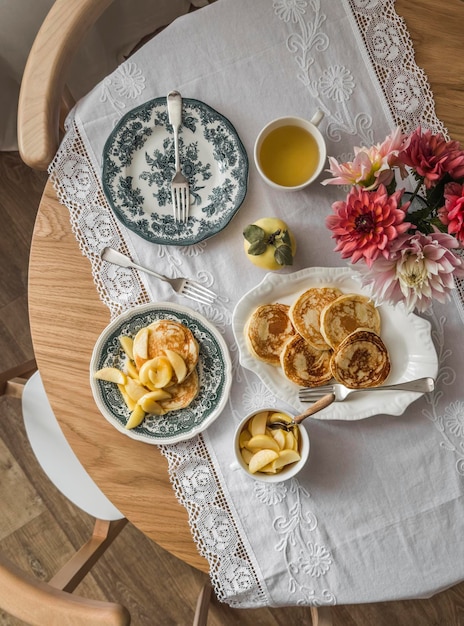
232;408;310;482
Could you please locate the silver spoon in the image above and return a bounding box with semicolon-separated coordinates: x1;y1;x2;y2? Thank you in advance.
269;394;335;431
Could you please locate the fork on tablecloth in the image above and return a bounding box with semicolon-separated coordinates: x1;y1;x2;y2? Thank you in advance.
101;247;217;306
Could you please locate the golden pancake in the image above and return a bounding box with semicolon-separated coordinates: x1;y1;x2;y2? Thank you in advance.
134;319;199;383
280;335;332;387
330;328;390;388
289;287;343;350
159;368;200;411
245;303;296;366
320;293;381;349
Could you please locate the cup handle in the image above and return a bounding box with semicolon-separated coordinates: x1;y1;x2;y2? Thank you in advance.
310;110;324;127
230;461;241;472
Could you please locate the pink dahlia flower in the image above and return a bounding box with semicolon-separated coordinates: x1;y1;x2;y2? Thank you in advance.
443;182;464;244
397;127;464;189
325;184;412;266
359;231;464;313
322;127;407;190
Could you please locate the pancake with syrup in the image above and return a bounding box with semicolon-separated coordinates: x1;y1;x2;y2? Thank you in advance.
330;328;390;388
245;303;296;366
280;335;332;387
320;293;381;350
289;286;343;350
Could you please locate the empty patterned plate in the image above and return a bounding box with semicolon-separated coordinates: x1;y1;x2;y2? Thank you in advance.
102;97;248;246
90;302;232;444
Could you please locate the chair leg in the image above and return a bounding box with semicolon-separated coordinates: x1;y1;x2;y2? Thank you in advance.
49;518;128;592
310;606;333;626
193;581;212;626
0;359;37;397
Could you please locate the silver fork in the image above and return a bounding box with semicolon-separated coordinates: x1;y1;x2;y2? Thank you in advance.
101;247;217;306
298;377;435;403
167;91;190;223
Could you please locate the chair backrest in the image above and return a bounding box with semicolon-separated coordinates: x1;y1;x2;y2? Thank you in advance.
17;0;210;171
0;552;130;626
0;362;130;624
18;0;114;171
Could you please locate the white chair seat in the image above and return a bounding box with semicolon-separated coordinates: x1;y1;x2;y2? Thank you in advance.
22;372;123;521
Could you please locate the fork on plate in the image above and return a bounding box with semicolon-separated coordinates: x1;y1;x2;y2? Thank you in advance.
167;91;190;223
298;377;435;403
100;247;217;306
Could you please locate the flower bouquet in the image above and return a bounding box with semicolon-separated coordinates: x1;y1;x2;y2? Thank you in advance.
322;127;464;313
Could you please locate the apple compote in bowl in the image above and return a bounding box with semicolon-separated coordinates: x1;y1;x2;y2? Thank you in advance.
233;408;310;482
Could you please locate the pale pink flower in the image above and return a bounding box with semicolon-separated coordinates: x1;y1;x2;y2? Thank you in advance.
322;127;407;190
443;182;464;244
359;231;464;313
325;185;412;267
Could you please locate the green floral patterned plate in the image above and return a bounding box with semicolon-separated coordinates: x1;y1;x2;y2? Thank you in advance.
102;97;248;246
89;302;232;444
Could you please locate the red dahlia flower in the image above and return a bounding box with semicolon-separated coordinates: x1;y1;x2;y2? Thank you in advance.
325;184;412;267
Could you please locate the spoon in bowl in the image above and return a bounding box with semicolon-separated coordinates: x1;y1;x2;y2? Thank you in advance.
269;393;335;431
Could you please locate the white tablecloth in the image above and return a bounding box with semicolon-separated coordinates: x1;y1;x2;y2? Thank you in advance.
49;0;464;608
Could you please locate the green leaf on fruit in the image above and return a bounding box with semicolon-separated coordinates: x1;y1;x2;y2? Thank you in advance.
274;244;293;266
243;224;265;244
248;241;268;256
280;230;291;247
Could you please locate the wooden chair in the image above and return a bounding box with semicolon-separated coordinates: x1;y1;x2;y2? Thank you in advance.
1;361;130;625
17;0;208;170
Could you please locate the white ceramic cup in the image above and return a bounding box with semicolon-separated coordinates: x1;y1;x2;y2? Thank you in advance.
231;408;310;483
254;111;326;191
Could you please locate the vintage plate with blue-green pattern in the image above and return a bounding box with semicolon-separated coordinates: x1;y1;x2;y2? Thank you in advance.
102;97;248;246
90;302;232;444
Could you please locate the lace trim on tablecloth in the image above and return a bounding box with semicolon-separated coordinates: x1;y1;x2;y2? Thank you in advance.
48;0;464;608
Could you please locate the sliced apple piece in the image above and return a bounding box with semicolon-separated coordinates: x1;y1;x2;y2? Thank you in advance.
271;428;286;450
138;392;167;415
124;360;139;380
239;429;251;449
147;356;173;388
164;349;188;384
118;383;137;411
275;449;301;469
125;404;146;429
241;448;254;465
119;335;134;360
249;411;269;436
132;327;149;362
268;411;293;424
124;377;149;402
285;430;298;452
246;434;280;453
248;449;279;474
94;367;126;385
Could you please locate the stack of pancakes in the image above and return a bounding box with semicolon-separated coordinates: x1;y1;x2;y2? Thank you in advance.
245;288;391;388
134;320;200;411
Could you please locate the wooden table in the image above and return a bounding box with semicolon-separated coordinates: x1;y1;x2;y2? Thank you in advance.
28;0;464;578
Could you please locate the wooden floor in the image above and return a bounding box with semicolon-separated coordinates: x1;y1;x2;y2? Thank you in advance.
2;151;464;626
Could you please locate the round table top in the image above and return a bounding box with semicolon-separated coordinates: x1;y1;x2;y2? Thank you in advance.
27;0;464;580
